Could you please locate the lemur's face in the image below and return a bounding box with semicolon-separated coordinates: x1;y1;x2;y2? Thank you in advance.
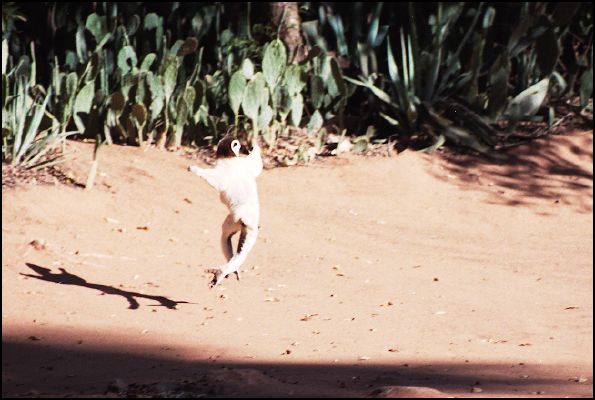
216;136;242;158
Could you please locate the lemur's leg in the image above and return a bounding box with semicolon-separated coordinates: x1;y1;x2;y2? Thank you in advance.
223;215;243;281
206;214;241;286
235;230;248;281
221;214;241;261
209;220;258;288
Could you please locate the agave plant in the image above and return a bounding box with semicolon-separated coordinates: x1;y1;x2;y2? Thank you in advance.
301;2;388;77
2;40;76;169
344;2;579;154
2;84;75;169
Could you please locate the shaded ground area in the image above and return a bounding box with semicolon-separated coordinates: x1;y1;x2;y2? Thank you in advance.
2;131;593;397
430;131;592;213
3;330;588;397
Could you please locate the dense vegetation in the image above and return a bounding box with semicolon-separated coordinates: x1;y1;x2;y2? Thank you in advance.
2;2;593;173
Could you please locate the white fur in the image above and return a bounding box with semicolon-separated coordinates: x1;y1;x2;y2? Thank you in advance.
189;143;263;287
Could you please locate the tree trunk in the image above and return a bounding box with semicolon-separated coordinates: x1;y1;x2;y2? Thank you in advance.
269;2;304;62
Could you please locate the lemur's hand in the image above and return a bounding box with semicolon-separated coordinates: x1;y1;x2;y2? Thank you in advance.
250;135;260;150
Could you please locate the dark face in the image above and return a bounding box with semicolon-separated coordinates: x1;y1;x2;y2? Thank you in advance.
216;136;241;159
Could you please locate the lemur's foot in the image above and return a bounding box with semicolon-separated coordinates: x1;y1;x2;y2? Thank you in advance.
205;268;223;289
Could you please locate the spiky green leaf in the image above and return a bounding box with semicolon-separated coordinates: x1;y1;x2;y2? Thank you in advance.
284;65;306;96
229;71;247;116
76;25;87;64
140;53;157;71
310;75;325;109
144;13;160;30
242;73;266;121
177;37;199;57
127;14;141;36
74;81;95;115
328;15;348;56
65;72;78;98
329;58;346;97
290;94;303;126
505;78;550;121
535;24;560;76
85;13;108;44
258;105;274;130
242;59;254;80
262;39;287;90
184;86;196;115
163;61;178;100
579;68;593;108
487;54;511;119
1;39;7;74
117;46;137;74
307;109;323;131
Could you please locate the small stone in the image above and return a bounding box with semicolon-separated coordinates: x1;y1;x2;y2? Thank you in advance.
264;297;280;302
107;379;128;393
30;239;46;250
369;386;446;398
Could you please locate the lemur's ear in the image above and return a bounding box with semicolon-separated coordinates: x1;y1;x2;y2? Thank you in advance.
216;136;241;158
231;140;241;157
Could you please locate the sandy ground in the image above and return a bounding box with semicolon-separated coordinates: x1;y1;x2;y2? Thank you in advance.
2;130;593;398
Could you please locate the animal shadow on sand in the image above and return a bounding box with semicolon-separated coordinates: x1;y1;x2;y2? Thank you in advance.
21;263;191;310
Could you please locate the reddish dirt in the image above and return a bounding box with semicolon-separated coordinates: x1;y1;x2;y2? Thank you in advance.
2;131;593;397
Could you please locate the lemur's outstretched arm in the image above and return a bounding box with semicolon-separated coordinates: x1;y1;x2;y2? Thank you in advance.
188;166;227;192
247;143;263;177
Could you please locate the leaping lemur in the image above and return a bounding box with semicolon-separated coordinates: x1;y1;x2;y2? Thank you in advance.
188;136;263;288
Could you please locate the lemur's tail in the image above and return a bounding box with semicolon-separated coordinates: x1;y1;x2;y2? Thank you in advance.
211;223;258;287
